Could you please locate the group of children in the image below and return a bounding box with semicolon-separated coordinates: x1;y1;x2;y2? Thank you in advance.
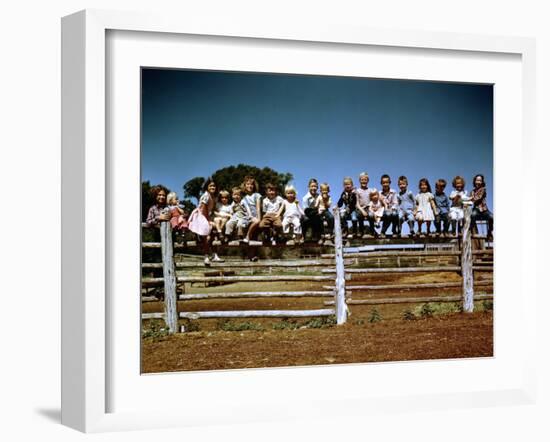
335;172;493;240
146;172;493;265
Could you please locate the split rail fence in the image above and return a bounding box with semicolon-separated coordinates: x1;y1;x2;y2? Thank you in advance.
142;204;493;333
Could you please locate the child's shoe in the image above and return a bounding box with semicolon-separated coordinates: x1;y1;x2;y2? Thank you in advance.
204;256;211;266
211;253;224;263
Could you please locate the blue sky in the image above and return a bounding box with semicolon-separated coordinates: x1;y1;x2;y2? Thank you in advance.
141;68;493;207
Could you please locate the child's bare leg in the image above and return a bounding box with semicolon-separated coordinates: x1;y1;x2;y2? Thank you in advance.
249;220;260;239
417;221;423;235
426;221;432;235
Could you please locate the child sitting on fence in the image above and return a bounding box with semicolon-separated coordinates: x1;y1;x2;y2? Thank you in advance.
241;175;262;244
337;177;358;238
414;178;437;236
282;185;305;244
213;190;232;242
368;190;385;236
397;176;415;237
433;179;450;237
225;187;251;241
449;175;468;236
259;183;285;246
355;172;376;238
188;178;224;266
145;185;171;227
379;174;399;238
301;178;322;242
470;174;493;240
166;191;189;232
314;182;334;241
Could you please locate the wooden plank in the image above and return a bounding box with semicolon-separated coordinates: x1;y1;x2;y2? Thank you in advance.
332;207;347;325
179;309;335;319
143;259;352;269
143;241;197;248
179;291;334;300
321;249;492;258
142;312;165;319
462;203;475;312
472;266;493;271
324;294;493;306
322;266;462;274
143;275;336;284
160;222;178;334
322;280;493;291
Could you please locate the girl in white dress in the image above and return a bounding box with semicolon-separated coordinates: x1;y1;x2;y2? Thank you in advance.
449;175;468;236
414;178;438;236
282;185;305;244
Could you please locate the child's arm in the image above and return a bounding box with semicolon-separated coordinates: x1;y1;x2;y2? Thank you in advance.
430;195;438;215
276;201;285;218
297;202;305;217
337;192;345;208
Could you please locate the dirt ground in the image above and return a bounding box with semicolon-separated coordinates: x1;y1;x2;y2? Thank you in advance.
142;311;493;373
141;269;493;373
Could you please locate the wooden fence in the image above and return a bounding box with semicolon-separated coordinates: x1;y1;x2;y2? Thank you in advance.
142;204;492;333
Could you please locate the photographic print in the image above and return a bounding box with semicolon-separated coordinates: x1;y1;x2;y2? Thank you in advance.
140;68;493;373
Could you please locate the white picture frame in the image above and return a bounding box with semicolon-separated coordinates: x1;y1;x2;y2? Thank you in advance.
61;9;537;433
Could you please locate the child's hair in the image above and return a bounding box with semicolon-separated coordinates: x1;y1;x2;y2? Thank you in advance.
150;184;169;200
380;174;391;183
418;178;432;193
166;191;178;204
265;183;277;192
452;176;465;188
343;176;353;185
398;176;408;185
218;190;230;199
202;177;217;193
284;185;297;195
472;174;485;187
369;189;379;197
231;186;243;196
241;175;259;193
436;178;447;188
320;183;330;192
308;178;319;187
359;172;369;180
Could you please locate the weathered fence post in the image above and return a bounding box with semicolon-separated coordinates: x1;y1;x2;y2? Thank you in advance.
333;207;348;324
160;221;178;333
461;201;474;313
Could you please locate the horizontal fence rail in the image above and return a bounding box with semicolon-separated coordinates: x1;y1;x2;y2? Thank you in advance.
179;291;334;300
324;294;493;306
322;280;493;291
179;309;336;320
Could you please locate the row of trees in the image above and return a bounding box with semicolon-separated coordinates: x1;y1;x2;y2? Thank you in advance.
142;164;294;221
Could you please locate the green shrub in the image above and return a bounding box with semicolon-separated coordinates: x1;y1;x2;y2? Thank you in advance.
368;308;382;323
419;303;434;318
141;319;170;340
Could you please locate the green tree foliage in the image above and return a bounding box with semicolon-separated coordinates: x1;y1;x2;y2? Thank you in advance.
141;181;155;222
183;176;205;204
211;164;293;195
179;199;196;214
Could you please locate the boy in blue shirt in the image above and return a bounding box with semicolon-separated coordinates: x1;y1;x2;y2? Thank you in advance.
433;179;450;236
397;176;415;237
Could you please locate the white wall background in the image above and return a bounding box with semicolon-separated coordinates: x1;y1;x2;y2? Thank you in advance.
0;1;547;440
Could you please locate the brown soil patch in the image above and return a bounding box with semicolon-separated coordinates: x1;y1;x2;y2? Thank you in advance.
142;312;493;373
